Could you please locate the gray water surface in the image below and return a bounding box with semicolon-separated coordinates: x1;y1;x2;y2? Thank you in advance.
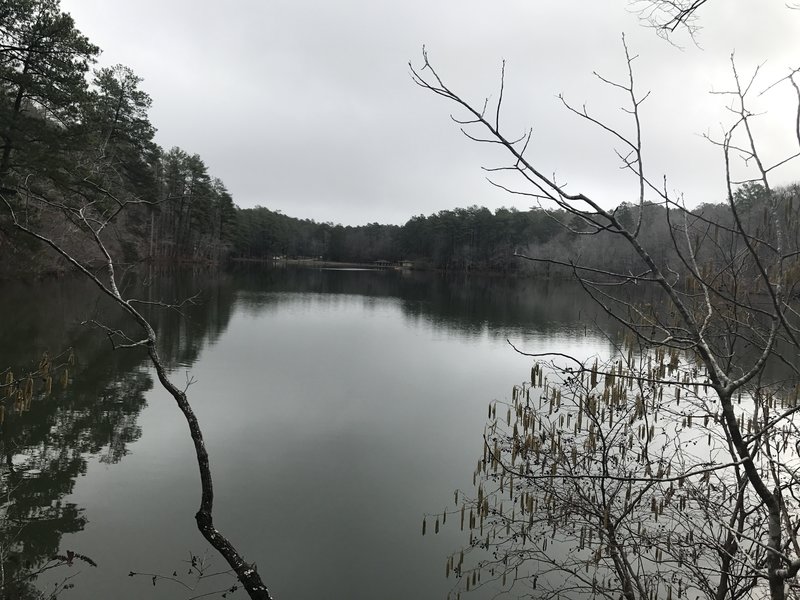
1;267;614;600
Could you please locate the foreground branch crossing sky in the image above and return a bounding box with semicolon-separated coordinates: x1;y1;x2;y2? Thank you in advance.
61;0;800;225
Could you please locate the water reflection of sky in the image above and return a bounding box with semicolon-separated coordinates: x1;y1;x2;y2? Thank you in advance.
23;268;617;600
234;285;615;360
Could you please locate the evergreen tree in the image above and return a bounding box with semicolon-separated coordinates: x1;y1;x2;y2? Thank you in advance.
0;0;98;186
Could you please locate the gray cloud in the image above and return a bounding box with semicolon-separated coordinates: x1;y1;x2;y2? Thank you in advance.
61;0;800;225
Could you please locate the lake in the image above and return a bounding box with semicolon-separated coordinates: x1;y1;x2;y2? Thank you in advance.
1;266;615;600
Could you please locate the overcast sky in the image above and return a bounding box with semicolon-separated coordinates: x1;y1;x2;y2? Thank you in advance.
59;0;799;225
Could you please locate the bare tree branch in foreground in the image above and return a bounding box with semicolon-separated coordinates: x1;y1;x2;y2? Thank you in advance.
1;183;273;600
413;36;800;600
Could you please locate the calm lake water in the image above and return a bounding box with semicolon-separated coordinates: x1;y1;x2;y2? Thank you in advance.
1;266;616;600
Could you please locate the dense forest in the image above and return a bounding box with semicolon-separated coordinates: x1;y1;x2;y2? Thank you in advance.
1;0;798;279
234;183;800;276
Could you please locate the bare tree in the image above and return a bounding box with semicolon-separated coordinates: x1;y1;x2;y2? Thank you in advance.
0;3;273;594
630;0;714;36
436;352;774;599
0;176;273;600
630;1;799;38
413;31;800;600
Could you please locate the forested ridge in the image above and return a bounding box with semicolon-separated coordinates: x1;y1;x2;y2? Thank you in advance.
235;182;800;275
1;0;798;279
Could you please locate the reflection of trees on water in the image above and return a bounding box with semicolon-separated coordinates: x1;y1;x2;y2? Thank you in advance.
233;265;800;386
141;267;237;368
0;269;236;600
0;275;151;599
228;264;655;338
0;265;751;599
1;368;150;599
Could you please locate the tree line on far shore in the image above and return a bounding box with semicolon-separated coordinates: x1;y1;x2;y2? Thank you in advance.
1;0;797;280
234;181;799;276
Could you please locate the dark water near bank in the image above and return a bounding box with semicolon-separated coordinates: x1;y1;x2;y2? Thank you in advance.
0;266;614;600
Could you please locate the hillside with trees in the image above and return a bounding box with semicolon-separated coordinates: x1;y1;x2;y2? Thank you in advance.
0;1;237;276
221;184;800;279
2;1;796;280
